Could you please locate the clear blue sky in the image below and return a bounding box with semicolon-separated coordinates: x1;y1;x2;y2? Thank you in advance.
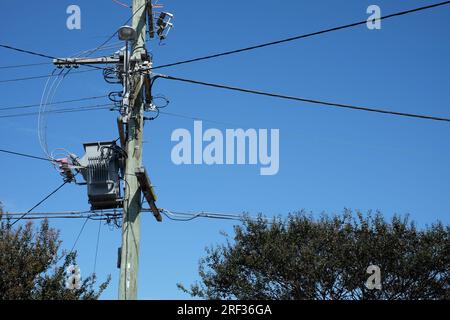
0;0;449;299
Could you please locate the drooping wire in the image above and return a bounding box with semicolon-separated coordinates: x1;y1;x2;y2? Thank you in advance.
35;38;123;163
151;95;169;108
0;44;58;60
158;110;242;127
93;218;102;274
0;95;108;112
104;67;123;84
156;74;450;123
0;62;52;70
151;1;450;70
0;43;123;70
0;44;125;84
112;0;131;8
37;68;65;159
72;42;124;57
84;0;149;58
0;69;98;84
157;208;261;223
9;180;70;227
0;44;107;72
0;104;114;119
0;148;55;162
54;217;90;264
40;68;72;159
1;213;120;221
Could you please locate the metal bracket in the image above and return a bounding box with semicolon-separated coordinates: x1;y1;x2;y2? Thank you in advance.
135;167;162;222
53;56;121;67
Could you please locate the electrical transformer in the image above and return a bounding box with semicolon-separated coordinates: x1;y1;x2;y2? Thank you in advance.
75;141;125;210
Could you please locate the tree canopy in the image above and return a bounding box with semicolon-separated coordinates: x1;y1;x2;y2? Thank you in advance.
179;210;449;300
0;206;110;300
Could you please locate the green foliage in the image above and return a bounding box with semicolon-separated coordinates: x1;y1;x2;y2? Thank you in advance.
0;207;110;300
179;210;449;300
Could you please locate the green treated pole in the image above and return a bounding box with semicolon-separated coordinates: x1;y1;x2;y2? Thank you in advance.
119;0;148;300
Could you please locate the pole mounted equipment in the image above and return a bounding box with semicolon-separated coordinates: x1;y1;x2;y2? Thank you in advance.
118;25;137;41
50;0;170;300
156;12;174;40
74;141;126;210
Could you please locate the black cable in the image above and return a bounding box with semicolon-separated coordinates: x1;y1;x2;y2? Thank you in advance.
0;103;114;119
54;217;90;264
158;75;450;123
70;218;90;252
0;44;56;60
152;1;450;70
0;95;108;111
0;1;149;77
0;62;52;69
0;69;98;84
3;211;119;216
103;67;122;84
160;210;201;222
93;218;102;274
86;0;149;58
108;91;123;103
158;209;245;222
159;110;242;127
0;149;54;162
10;180;70;227
2;211;121;222
0;44;108;72
1;215;113;220
151;95;170;109
143;107;160;121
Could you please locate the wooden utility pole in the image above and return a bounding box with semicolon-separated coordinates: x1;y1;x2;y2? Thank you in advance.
119;0;148;300
53;0;163;300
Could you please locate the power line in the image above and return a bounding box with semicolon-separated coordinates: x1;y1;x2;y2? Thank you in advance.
0;100;238;127
158;110;243;127
0;62;52;70
0;95;108;111
0;2;146;85
157;208;267;223
0;44;123;70
0;44;108;72
0;44;57;60
3;210;120;216
0;5;149;81
85;0;148;58
0;69;99;84
71;218;89;251
152;1;450;70
0;103;114;119
72;42;125;57
93;218;102;274
158;75;450;123
2;211;121;221
0;149;54;162
10;180;70;227
0;106;112;119
3;207;250;223
1;214;114;220
112;0;131;8
64;217;90;262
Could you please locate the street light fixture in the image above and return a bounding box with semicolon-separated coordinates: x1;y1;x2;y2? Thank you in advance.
118;25;137;41
118;26;136;120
